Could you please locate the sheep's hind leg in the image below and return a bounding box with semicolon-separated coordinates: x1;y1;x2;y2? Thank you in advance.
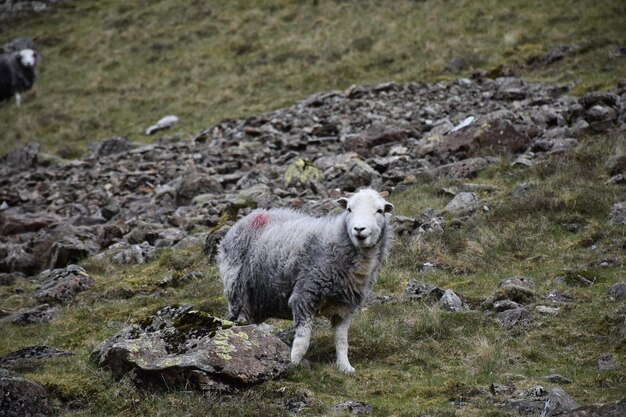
290;320;312;365
332;314;355;373
15;93;21;107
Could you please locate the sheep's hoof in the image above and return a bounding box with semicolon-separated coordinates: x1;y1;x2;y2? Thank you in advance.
336;363;356;374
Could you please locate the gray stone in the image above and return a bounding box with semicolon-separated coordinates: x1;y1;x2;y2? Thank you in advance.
536;305;560;315
0;210;61;236
33;265;92;305
176;173;222;206
545;290;576;303
0;345;73;364
554;273;594;287
492;299;521;312
444;192;478;214
439;289;469;311
507;386;578;416
597;354;618;372
94;241;157;265
47;235;99;269
607;283;626;300
497;308;531;329
2;142;39;170
0;376;50;417
91;305;291;392
0;304;56;325
90;136;134;158
542;387;580;416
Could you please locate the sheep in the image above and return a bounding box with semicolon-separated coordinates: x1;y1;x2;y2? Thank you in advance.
217;188;394;373
0;48;39;106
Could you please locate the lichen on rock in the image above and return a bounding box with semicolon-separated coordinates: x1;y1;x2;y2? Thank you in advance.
91;304;291;392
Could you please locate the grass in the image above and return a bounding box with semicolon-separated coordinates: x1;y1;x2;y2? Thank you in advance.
1;0;626;415
1;0;625;155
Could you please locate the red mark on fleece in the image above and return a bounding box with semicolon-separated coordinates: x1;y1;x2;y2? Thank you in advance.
250;211;269;229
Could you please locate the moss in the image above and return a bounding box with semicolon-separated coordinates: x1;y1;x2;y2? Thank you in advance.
173;310;233;334
284;159;324;188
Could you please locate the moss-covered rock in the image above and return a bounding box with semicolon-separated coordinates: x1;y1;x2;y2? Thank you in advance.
91;305;291;392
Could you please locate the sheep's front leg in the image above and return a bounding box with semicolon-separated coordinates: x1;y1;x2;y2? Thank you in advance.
333;314;355;373
15;93;21;107
291;320;312;365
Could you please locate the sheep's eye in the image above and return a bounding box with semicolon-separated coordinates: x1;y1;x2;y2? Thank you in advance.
376;209;383;214
347;208;352;213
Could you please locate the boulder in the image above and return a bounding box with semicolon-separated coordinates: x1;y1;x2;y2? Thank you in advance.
0;210;61;236
0;304;56;325
0;243;39;275
47;235;99;269
90;136;134;158
176;173;222;206
434;120;530;162
0;375;51;417
33;265;92;305
91;305;291;392
439;289;469;312
1;142;39;171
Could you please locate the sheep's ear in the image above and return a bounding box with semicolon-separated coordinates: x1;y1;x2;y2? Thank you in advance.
379;191;389;198
337;198;349;208
384;202;394;213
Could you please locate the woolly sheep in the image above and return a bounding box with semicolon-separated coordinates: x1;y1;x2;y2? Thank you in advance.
217;188;394;373
0;48;39;106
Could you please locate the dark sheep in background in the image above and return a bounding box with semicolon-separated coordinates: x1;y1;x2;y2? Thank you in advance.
0;40;39;106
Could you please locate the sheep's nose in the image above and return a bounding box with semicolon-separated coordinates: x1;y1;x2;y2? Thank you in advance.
353;226;366;234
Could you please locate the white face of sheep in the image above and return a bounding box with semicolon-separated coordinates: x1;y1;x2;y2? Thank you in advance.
18;49;37;67
338;190;394;249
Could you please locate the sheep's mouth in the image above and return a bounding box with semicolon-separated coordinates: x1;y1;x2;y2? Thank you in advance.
356;235;367;242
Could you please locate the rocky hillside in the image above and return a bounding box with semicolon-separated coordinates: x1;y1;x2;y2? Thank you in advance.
1;76;623;277
2;0;626;415
1;73;625;416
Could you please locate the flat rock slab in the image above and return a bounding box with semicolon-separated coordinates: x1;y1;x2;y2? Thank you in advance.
0;304;56;325
0;346;73;364
91;304;291;392
0;376;51;417
34;264;92;305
